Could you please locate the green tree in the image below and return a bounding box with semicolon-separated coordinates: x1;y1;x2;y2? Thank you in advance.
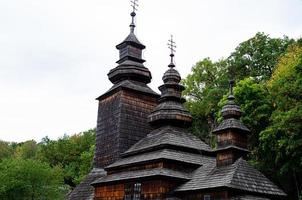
258;41;302;199
228;32;293;81
182;58;228;144
15;140;38;159
0;141;14;161
76;144;95;184
0;158;66;200
37;129;96;187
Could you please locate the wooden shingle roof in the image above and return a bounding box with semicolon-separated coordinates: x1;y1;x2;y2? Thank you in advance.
175;158;286;197
92;168;190;185
67;168;106;200
106;149;213;170
212;118;250;133
122;126;211;157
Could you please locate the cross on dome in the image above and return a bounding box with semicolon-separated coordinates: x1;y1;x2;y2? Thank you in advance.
229;79;235;96
130;0;138;33
131;0;138;12
168;35;176;68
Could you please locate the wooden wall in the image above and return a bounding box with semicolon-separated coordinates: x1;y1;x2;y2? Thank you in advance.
95;183;125;200
94;180;179;200
179;190;228;200
217;130;247;149
94;89;157;168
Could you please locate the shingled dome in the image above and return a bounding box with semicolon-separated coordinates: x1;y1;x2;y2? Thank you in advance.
148;50;192;128
213;81;250;134
107;10;152;85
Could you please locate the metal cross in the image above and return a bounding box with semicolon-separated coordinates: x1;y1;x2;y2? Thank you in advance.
229;80;235;95
168;35;176;55
131;0;138;12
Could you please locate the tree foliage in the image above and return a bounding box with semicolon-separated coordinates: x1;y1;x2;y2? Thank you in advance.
228;32;293;81
257;41;302;199
0;141;15;161
0;158;66;199
182;58;228;144
37;129;96;187
0;129;96;198
15;140;38;159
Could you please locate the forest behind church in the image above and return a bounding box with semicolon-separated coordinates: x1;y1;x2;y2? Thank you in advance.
0;32;301;200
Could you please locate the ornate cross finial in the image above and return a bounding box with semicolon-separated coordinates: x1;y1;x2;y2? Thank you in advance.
130;0;138;33
168;35;176;55
168;35;176;68
131;0;138;12
229;80;234;95
228;79;235;101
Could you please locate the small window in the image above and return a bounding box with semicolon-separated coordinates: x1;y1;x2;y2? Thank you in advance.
133;183;141;200
124;182;141;200
124;183;132;200
204;195;211;200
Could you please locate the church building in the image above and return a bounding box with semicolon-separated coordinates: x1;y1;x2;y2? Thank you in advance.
67;2;286;200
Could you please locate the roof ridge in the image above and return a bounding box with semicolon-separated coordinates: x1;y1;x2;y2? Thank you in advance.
227;158;242;185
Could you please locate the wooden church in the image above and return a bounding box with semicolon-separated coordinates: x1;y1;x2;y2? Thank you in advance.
67;2;286;200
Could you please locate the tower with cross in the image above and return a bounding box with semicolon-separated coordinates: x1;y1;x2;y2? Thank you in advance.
88;0;161;176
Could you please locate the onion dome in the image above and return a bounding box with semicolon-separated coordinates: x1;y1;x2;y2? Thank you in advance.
221;80;242;119
213;80;250;134
108;6;152;84
148;36;192;128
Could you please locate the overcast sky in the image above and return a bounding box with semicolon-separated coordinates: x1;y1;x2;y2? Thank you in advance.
1;0;301;142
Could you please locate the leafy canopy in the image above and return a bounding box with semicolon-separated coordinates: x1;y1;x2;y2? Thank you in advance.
0;158;66;200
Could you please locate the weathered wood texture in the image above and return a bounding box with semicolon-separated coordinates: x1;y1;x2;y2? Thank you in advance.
107;159;197;175
217;150;235;166
179;190;228;200
94;89;157;168
217;130;247;149
94;180;179;200
107;162;164;175
216;129;248;167
95;183;125;200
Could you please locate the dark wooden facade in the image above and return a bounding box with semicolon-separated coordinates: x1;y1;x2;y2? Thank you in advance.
94;89;157;168
94;159;190;200
95;180;180;200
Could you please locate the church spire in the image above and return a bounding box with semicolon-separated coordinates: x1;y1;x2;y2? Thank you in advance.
108;0;152;84
130;0;138;33
213;80;250;167
148;36;192;128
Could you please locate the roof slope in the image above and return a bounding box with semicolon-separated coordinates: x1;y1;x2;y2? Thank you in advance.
92;168;190;185
213;118;250;133
175;158;286;196
67;168;106;200
106;149;213;170
98;79;159;100
122;126;211;156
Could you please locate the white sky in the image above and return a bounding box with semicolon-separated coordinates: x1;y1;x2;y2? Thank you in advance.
1;0;302;142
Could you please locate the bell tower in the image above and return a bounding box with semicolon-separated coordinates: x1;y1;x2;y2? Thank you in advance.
93;1;159;168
